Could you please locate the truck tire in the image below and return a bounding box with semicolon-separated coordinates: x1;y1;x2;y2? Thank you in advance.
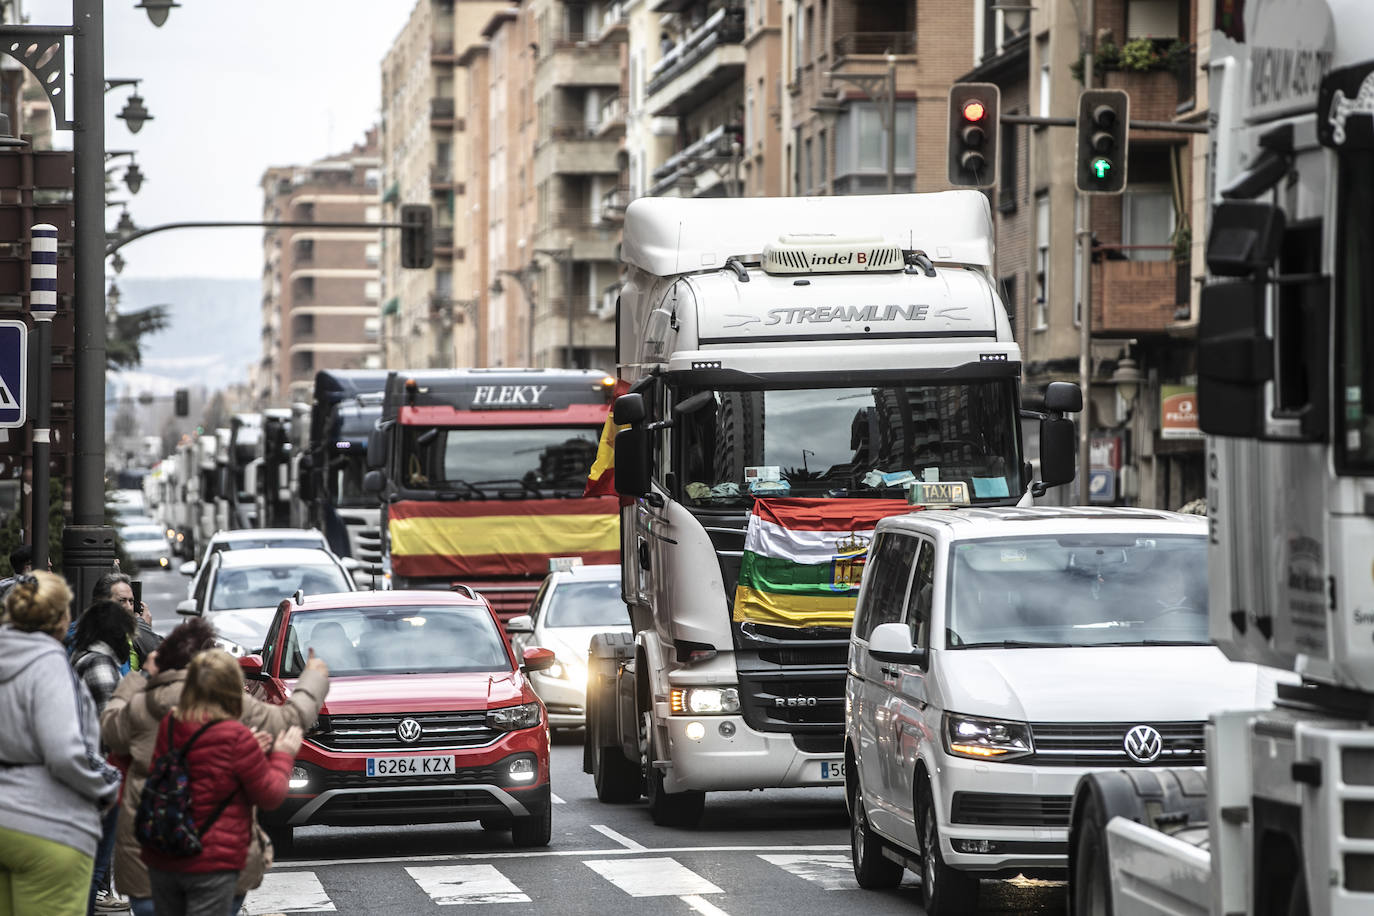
647;761;705;828
849;776;903;888
918;781;979;916
1071;790;1113;916
593;743;641;803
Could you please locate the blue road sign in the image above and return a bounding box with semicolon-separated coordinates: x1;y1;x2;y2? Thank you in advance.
1088;467;1116;504
0;320;28;429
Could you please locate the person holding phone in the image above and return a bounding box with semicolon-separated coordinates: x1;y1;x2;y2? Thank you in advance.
91;572;161;673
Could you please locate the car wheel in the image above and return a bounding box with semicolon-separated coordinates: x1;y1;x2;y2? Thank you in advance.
919;782;979;916
850;779;903;889
510;801;551;848
593;742;641;803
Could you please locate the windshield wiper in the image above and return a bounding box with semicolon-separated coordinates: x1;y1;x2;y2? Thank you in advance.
952;640;1076;649
1093;639;1209;647
433;479;485;500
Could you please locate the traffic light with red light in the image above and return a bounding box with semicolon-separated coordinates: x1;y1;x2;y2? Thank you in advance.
947;83;1000;189
1076;89;1129;194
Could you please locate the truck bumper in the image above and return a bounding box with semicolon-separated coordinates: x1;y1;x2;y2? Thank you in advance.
660;715;844;793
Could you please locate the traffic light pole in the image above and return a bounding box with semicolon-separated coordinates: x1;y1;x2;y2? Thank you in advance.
1078;0;1095;507
104;218;418;256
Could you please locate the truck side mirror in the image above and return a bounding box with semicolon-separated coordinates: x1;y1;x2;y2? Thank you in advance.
297;462;315;502
614;427;651;497
1037;416;1077;491
614;393;646;425
362;469;385;495
1044;381;1083;413
366;428;386;470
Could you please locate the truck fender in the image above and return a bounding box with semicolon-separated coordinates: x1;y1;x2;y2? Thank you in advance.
583;632;635;774
1067;768;1209;916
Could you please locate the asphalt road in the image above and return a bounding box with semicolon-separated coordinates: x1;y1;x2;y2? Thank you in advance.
134;563;191;633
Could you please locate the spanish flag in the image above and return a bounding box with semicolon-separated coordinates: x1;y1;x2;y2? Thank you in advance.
583;379;630;497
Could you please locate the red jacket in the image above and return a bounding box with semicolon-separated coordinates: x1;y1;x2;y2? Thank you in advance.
140;714;293;874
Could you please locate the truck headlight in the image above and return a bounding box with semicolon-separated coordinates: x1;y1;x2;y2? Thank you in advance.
945;713;1033;761
487;702;542;731
670;687;740;715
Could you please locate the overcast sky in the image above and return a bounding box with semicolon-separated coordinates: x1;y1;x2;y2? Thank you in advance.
25;0;415;280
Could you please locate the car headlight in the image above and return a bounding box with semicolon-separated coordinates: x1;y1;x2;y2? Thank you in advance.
944;713;1033;761
669;686;740;715
214;636;248;658
486;702;542;731
542;656;584;682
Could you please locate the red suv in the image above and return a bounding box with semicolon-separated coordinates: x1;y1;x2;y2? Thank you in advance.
241;589;556;850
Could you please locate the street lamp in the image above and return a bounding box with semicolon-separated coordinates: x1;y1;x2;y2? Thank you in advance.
107;150;144;195
134;0;179;28
823;53;899;194
1110;356;1141;422
107;79;153;133
534;247;576;369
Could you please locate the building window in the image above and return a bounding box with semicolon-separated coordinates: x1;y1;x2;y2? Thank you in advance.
1127;0;1181;39
818;128;828;193
804;137;813;193
1037;36;1051;118
998;118;1018;212
832;102;916;195
1123;187;1175;260
1035;193;1050;329
1001;274;1018;337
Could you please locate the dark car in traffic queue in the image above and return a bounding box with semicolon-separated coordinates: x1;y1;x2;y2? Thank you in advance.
239;588;557;852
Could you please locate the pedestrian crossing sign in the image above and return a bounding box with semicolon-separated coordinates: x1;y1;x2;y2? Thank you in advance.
0;320;26;429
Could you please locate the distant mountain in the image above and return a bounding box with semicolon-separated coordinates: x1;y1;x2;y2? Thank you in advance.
112;277;260;392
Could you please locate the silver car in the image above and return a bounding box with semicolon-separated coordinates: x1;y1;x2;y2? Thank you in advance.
120;523;173;569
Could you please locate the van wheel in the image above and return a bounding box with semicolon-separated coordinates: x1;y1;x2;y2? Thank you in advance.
1072;789;1113;916
850;782;903;888
594;743;641;803
918;782;979;915
510;801;551;847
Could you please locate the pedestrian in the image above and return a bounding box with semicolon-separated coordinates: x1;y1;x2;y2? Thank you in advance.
101;619;329;916
92;572;161;672
0;571;123;916
139;649;302;916
71;600;138;915
0;543;34;607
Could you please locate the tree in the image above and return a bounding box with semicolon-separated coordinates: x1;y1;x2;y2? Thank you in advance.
106;304;170;372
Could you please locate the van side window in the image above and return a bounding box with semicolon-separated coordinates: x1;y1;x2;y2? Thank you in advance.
854;532;916;640
904;539;935;649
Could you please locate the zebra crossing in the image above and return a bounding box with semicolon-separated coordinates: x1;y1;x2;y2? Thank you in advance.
241;847;913;913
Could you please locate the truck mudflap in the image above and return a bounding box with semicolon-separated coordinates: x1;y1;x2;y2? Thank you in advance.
1068;768;1210;916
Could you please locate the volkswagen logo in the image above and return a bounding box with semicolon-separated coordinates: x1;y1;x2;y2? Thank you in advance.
1124;724;1164;764
396;718;423;744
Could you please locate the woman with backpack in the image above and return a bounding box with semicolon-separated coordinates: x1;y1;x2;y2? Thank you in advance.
100;619;328;916
0;572;123;915
139;648;302;916
71;600;137;914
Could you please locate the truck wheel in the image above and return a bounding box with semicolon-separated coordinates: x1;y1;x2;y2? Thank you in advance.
850;779;903;888
510;801;551;848
1071;789;1113;916
918;782;979;916
647;761;705;827
594;743;641;803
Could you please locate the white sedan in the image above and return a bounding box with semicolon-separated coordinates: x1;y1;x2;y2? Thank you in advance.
121;523;173;569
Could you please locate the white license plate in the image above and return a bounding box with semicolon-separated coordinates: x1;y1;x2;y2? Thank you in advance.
819;759;845;781
366;755;455;777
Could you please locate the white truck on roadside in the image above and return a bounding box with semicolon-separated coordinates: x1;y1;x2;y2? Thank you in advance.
1066;2;1374;913
584;192;1083;826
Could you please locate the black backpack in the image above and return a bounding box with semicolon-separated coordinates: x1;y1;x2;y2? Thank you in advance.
134;716;236;857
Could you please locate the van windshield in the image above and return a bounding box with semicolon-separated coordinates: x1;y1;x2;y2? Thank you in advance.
675;380;1022;506
945;533;1208;648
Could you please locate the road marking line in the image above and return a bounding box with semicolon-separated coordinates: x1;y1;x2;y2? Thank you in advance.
244;871;335;914
584;857;722;897
550;792;566;805
406;864;530;905
277;843;848;869
589;824;646;851
759;853;859;891
682;894;733;916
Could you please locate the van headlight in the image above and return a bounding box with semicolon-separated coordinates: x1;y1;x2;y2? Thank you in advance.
669;687;740;715
214;636;247;658
944;713;1033;761
487;702;542;731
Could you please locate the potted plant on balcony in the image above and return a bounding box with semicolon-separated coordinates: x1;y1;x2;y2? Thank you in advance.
1070;35;1190;82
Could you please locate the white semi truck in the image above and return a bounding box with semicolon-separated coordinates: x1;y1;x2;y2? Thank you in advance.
1067;2;1374;913
584;192;1082;826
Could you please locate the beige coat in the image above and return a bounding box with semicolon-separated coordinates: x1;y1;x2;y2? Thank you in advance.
100;666;328;899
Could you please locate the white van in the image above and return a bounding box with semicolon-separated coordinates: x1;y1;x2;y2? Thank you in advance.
843;505;1282;914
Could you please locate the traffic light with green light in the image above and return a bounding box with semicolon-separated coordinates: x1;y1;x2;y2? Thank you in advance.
1076;89;1129;194
947;82;999;189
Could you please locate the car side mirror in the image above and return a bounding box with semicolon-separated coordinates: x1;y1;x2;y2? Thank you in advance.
867;622;928;667
176;598;201;617
179;560;197;577
506;614;534;634
239;654;265;678
521;646;556;672
362;469;385;495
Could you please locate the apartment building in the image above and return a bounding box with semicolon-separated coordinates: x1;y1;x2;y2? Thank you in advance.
964;0;1204;508
380;0;505;370
259;132;382;405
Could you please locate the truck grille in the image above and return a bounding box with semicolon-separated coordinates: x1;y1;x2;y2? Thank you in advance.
1028;721;1206;766
737;672;846;734
950;792;1073;827
310;711;501;751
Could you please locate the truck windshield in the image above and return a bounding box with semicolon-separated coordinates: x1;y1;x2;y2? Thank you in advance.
326;448;375;507
1338;150;1374;472
676;380;1021;505
400;426;601;496
945;534;1208;648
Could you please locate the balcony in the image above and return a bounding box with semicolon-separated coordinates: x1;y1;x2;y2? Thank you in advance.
600;186;630;222
833;31;917;63
1091;253;1191;336
596;94;626;136
650;124;741;196
430;164;455;188
1102;69;1191;134
537;42;620;91
429;293;466;323
548;211;620;260
646;7;746;117
597;3;629;42
534;134;622;178
430;97;457;127
434;225;455;253
431;39;456;65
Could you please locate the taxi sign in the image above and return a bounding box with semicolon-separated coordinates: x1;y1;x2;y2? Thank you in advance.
907;481;971;507
549;556;584;572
